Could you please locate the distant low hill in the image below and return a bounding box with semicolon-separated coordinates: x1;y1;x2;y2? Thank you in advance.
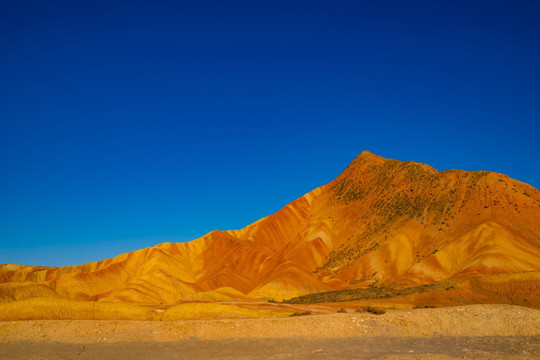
2;151;540;315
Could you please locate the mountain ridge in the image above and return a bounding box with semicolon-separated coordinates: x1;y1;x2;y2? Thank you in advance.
1;152;539;306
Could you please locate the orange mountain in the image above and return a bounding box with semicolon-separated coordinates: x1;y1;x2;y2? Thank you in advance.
2;151;540;307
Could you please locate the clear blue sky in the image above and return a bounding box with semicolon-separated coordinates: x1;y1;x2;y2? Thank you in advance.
1;1;539;266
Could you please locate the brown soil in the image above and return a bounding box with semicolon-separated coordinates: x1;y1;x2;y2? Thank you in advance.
1;304;539;359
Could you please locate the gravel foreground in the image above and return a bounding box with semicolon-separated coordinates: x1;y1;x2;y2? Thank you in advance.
1;304;539;359
1;336;539;359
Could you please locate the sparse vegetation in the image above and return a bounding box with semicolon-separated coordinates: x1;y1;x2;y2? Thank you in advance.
284;283;439;304
289;311;312;317
268;299;277;303
330;178;365;205
357;306;386;315
320;163;471;275
337;308;347;313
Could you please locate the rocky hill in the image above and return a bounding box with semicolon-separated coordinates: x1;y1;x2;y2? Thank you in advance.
2;151;539;306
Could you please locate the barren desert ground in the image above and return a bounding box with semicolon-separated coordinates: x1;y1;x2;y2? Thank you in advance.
1;304;539;359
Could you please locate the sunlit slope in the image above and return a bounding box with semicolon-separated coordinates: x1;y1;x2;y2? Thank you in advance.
1;151;539;304
0;187;333;303
315;152;540;286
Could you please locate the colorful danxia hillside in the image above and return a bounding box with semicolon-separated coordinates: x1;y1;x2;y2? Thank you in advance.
1;151;540;320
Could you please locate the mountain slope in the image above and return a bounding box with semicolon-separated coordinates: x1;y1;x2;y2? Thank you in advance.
2;151;540;304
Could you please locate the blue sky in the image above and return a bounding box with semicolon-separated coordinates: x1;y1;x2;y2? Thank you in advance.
1;1;539;266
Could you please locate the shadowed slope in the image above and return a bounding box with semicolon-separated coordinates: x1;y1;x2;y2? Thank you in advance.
1;151;539;308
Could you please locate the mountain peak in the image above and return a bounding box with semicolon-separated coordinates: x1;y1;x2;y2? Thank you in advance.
350;151;438;175
346;151;388;169
356;150;386;161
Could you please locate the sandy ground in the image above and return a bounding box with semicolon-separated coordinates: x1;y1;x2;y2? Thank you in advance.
1;304;539;359
1;336;539;359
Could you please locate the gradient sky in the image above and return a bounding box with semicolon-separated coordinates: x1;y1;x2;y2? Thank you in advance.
1;1;539;267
